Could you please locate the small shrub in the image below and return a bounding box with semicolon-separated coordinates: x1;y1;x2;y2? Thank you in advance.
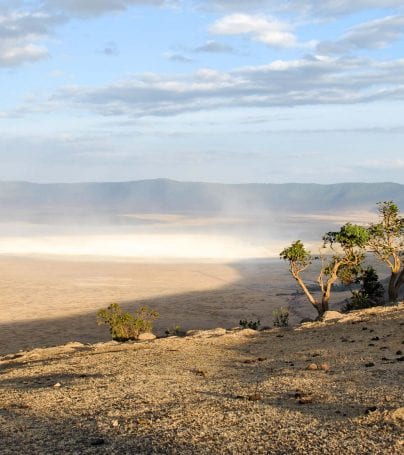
239;319;261;330
165;325;183;336
97;303;159;342
344;266;384;311
272;307;289;327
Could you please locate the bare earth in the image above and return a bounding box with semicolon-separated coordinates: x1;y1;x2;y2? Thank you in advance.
0;255;321;355
0;305;403;454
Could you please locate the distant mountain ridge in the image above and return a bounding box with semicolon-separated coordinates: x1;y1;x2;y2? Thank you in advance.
0;180;403;221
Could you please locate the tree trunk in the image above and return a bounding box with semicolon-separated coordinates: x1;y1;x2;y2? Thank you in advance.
293;274;321;315
320;295;330;315
388;272;400;302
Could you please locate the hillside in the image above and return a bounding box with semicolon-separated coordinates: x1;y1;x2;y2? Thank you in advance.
0;180;403;222
1;304;403;454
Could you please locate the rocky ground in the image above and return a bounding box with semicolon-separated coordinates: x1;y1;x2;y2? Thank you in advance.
1;304;403;454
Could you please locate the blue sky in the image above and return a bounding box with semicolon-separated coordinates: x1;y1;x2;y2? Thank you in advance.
0;0;403;183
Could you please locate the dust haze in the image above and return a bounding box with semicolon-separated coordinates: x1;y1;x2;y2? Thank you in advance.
0;210;375;353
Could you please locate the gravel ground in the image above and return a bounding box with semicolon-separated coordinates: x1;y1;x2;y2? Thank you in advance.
1;304;403;454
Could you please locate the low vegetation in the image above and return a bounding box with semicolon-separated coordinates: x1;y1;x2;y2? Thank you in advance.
97;303;159;342
239;319;261;330
272;307;289;327
344;266;384;312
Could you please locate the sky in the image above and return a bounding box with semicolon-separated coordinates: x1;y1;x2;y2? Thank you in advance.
0;0;403;184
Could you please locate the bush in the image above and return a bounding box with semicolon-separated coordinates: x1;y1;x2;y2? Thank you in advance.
272;307;289;327
239;319;261;330
165;325;183;336
344;266;384;311
97;303;159;342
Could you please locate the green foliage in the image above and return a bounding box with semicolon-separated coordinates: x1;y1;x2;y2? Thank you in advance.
368;201;403;258
239;319;261;330
280;240;311;268
97;303;159;342
272;307;289;327
323;223;369;250
344;266;384;311
367;201;403;301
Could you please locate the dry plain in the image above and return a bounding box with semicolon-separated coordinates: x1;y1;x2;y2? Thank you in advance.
0;255;319;355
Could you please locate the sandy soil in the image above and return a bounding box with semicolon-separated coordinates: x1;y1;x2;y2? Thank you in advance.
0;305;403;454
1;255;324;355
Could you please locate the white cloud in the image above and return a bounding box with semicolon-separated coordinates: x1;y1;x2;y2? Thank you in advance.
194;40;235;53
210;13;296;47
164;52;194;63
0;1;171;67
42;0;172;17
0;41;48;66
0;10;61;66
35;55;404;118
203;1;404;16
318;15;404;54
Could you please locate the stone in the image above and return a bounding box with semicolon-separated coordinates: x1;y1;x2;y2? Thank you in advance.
247;393;262;401
365;406;378;414
63;342;85;348
53;382;61;388
298;396;313;404
137;332;156;341
186;328;226;338
319;363;330;371
364;362;375;367
90;438;105;446
306;363;318;370
391;407;404;424
322;311;344;322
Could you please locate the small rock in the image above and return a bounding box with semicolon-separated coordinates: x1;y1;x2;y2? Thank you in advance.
63;341;85;348
365;406;378;414
364;362;375;367
306;363;318;371
319;363;330;371
3;353;24;360
53;382;62;388
396;350;403;355
90;438;105;446
194;369;207;377
396;356;404;362
322;311;344;322
137;332;156;341
111;420;119;428
247;393;262;401
300;318;314;324
390;407;404;424
298;396;313;404
186;328;226;338
371;336;380;341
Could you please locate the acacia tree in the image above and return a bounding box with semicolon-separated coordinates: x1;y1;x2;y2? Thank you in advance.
280;223;369;317
368;201;404;302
